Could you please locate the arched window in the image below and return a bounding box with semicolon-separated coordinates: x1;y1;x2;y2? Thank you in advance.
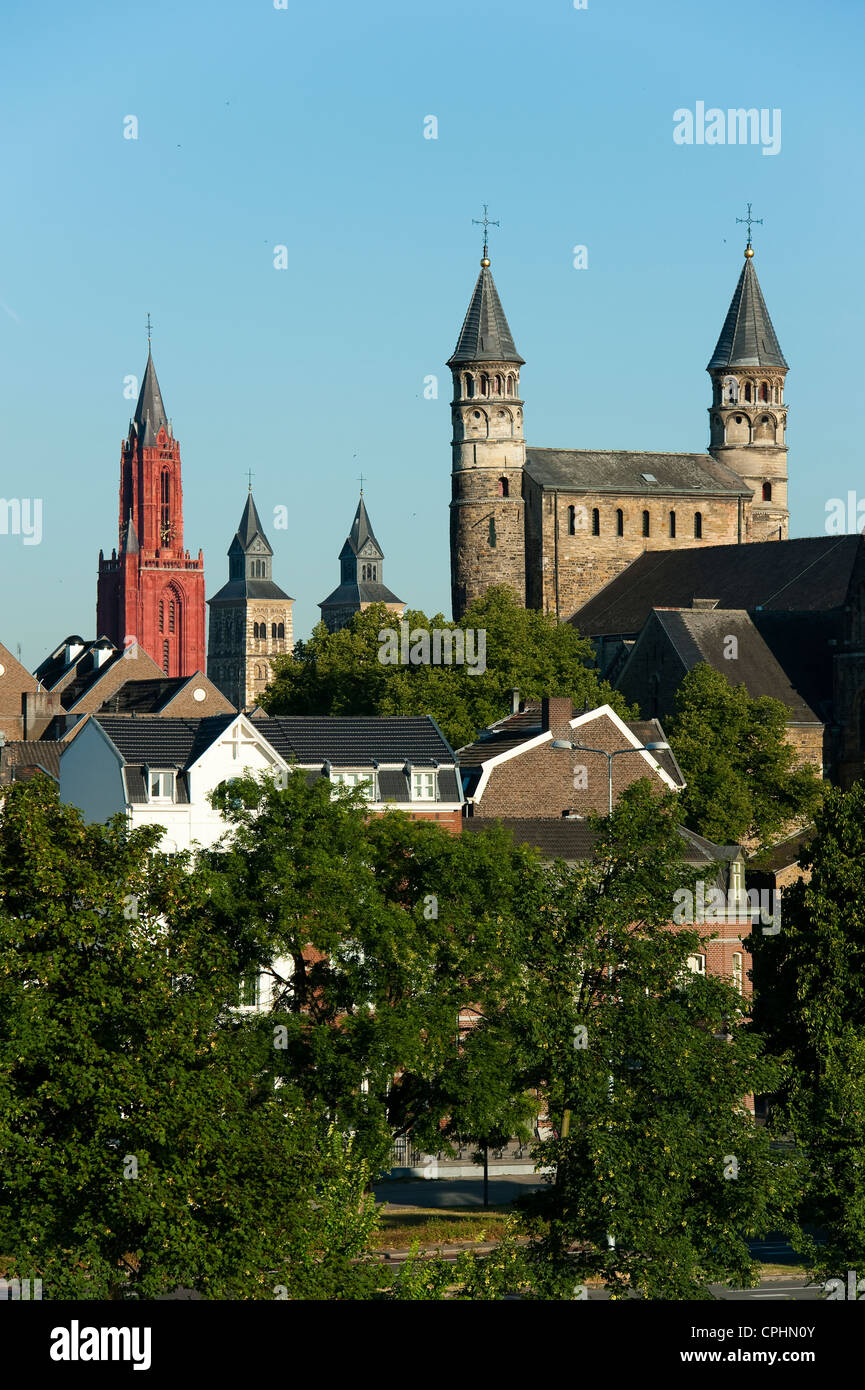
760;382;769;402
277;622;285;640
162;640;169;674
762;481;772;501
567;505;576;536
498;476;509;498
465;375;475;398
591;508;600;536
669;510;676;538
506;374;514;395
744;382;752;402
271;622;277;638
642;510;650;537
158;600;164;633
493;375;501;393
160;469;170;540
694;511;702;539
480;374;489;397
616;508;624;537
168;600;175;634
371;565;377;581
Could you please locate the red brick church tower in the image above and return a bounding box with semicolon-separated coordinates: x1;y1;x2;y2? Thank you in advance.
97;342;206;675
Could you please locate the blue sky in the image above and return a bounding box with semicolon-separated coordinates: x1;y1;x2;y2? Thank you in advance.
1;0;863;667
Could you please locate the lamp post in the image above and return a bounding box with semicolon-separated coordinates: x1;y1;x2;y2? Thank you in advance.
549;736;670;1254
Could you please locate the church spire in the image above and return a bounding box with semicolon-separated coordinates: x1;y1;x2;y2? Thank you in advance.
447;261;524;366
133;347;169;444
707;242;787;371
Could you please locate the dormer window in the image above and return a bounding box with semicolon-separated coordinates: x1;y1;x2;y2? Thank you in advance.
331;771;375;800
148;769;175;801
411;771;436;801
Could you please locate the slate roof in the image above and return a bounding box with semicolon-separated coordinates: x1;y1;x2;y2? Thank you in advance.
462;818;736;873
91;714;458;773
133;348;168;445
708;253;787;370
97;677;228;715
748;828;813;875
457;703;684;786
209;577;293;603
447;264;524;366
525;449;751;497
572;535;865;636
342;496;382;560
318;581;404;610
233;492;271;554
631;609;820;723
0;740;61;784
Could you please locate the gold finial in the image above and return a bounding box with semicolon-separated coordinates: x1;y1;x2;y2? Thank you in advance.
473;203;499;267
736;202;762;257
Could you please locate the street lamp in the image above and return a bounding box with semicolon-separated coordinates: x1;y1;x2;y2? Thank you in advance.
550;738;670;816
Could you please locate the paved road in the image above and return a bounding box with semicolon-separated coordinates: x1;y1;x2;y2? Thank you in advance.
374;1174;544;1208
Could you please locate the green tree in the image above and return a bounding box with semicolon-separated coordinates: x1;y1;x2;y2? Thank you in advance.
205;769;546;1177
751;781;865;1282
261;586;634;749
0;777;383;1300
668;664;824;846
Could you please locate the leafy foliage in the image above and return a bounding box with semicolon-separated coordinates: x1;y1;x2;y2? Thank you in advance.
261;587;635;749
668;664;824;846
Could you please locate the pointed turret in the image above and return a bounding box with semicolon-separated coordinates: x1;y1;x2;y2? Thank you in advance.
133;348;168;444
233;491;272;555
319;493;404;633
447;263;524;367
123;514;139;554
707;242;789;542
708;249;787;370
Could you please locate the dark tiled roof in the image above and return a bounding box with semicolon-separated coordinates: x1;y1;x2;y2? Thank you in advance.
98;677;193;714
208;578;293;603
94;715;236;767
318;581;403;609
378;769;410;801
748;828;813;874
708;253;787;369
525;449;750;497
233;492;271;554
572;535;865;636
463;817;733;870
637;610;820;723
0;740;61;783
625;717;686;785
263;716;456;768
342;496;382;560
447;264;524;366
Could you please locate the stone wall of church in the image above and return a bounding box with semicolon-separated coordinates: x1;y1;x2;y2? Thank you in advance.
527;490;743;621
208;600;293;710
450;470;525;618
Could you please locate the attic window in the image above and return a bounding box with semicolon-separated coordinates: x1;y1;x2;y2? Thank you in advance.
641;473;658;484
148;770;175;800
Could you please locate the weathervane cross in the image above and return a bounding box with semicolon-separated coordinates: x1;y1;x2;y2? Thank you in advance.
473;203;500;260
246;468;254;491
358;471;366;493
736;202;763;247
146;312;152;346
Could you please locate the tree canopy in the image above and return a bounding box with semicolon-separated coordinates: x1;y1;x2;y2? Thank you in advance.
667;664;824;846
261;586;635;750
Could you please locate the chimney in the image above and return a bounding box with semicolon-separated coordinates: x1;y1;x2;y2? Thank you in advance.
541;696;573;734
510;688;521;715
690;597;720;610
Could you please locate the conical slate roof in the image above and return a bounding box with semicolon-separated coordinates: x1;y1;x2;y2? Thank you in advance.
342;495;383;559
133;348;168;443
448;264;524;366
708;253;787;370
123;514;139;554
232;491;272;555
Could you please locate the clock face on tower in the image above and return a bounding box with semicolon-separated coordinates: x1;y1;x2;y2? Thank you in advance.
160;521;176;545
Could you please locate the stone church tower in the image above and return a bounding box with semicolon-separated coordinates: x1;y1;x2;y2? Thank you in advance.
318;493;404;633
448;239;526;621
97;345;206;675
207;491;293;710
706;237;789;541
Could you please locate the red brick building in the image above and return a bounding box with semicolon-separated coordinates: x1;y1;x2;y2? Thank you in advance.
97;347;205;677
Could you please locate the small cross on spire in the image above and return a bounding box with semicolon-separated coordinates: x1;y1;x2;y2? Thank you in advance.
358;471;366;494
473;203;500;266
246;468;254;492
146;311;152;347
736;202;763;255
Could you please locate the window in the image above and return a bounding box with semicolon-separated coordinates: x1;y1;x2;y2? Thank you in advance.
568;505;576;536
616;508;624;537
694;511;702;539
762;481;772;501
411;771;436;801
642;510;650;537
732;952;743;993
163;640;169;674
158;600;164;633
744;382;752;402
277;622;285;639
160;469;170;538
493;375;501;393
480;374;489;397
149;769;175;800
331;772;375;799
591;508;600;536
466;375;475;398
669;510;676;538
687;953;706;975
168;600;175;634
506;374;514;394
240;971;259;1008
760;382;769;402
271;622;278;638
498;476;509;498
